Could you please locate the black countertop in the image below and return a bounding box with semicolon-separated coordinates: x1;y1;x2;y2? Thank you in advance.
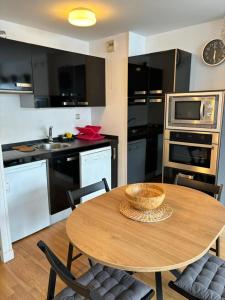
3;135;118;166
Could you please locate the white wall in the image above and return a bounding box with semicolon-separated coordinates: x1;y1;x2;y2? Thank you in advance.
0;19;91;144
128;32;146;57
0;19;88;54
90;33;129;185
0;96;91;144
145;18;225;90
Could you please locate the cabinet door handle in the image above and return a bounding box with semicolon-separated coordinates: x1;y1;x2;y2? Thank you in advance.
77;101;88;106
112;148;117;160
149;90;162;94
67;157;77;162
62;101;76;106
149;98;162;103
134;91;147;95
16;82;32;88
134;99;146;103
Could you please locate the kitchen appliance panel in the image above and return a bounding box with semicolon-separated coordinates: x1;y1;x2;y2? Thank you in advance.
49;151;80;215
79;147;111;202
166;91;224;131
163;130;219;176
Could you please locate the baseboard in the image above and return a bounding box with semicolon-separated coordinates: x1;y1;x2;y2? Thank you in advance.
50;208;71;225
0;248;14;262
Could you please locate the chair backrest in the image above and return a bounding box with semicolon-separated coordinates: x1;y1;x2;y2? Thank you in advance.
67;177;110;210
175;173;223;201
37;240;90;299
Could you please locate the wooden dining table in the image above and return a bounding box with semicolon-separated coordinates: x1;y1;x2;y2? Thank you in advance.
66;183;225;300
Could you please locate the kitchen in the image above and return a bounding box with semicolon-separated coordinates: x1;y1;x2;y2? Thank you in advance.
0;1;225;299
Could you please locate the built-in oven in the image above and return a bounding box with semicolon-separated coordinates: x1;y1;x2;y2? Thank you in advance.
166;91;224;131
163;130;219;176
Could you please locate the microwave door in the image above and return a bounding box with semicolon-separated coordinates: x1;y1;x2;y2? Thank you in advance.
172;99;202;124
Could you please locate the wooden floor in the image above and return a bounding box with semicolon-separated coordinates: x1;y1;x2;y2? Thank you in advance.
1;221;225;300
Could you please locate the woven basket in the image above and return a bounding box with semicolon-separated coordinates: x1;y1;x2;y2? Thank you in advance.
125;183;165;211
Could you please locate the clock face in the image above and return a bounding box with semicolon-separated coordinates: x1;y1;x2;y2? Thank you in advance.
202;39;225;66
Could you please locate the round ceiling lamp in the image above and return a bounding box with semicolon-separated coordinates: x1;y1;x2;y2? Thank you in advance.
68;8;96;27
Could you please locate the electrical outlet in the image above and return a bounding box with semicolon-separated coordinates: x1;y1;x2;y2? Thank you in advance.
75;113;80;120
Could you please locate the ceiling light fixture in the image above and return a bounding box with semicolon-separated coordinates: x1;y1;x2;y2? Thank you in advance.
68;8;96;27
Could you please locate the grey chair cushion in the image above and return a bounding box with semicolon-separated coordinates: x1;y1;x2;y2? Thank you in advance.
54;263;152;300
173;253;225;300
54;288;84;300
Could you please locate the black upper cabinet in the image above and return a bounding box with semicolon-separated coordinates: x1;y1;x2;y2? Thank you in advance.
128;49;191;97
175;50;192;92
31;46;86;107
150;49;191;94
0;39;33;92
128;55;149;97
0;38;105;107
86;56;105;106
31;45;105;107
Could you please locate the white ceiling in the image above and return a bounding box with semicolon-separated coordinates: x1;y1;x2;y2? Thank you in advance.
0;0;225;41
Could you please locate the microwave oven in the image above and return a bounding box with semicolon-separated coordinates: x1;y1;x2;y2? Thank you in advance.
165;91;225;132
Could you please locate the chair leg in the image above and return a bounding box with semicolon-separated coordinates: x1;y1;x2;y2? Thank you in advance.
88;258;93;267
67;242;73;271
216;237;220;257
47;268;56;300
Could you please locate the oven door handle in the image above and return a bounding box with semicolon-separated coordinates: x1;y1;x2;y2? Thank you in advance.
200;102;205;120
168;141;215;149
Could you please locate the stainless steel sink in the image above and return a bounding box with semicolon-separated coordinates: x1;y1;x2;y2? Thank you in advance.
37;143;70;151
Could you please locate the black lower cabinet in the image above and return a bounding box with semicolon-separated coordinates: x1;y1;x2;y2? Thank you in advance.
163;167;216;185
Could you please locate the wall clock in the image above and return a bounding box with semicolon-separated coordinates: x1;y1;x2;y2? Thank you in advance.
202;39;225;66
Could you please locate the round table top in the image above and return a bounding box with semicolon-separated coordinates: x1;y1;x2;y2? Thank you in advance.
66;183;225;272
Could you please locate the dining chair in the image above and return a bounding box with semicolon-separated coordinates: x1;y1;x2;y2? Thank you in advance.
175;173;223;257
67;178;110;271
37;240;155;300
169;252;225;300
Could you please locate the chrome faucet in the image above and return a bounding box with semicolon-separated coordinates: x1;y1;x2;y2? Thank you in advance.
48;126;53;143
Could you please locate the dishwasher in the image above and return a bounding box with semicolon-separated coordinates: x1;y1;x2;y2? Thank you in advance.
79;146;111;202
4;160;50;242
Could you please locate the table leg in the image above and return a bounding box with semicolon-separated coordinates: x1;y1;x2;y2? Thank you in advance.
155;272;163;300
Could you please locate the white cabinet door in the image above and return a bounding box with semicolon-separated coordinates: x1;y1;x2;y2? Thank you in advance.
79;146;111;203
4;160;50;242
